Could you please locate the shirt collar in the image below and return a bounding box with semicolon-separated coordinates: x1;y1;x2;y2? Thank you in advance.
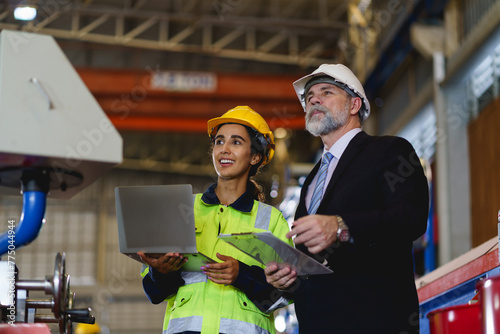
324;128;362;159
201;182;255;212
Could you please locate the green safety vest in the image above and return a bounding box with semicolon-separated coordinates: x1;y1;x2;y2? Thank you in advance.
142;193;292;334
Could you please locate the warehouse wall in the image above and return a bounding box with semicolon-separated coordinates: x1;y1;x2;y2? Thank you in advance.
469;97;500;247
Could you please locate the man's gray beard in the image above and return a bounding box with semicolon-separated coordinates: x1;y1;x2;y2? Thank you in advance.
305;104;349;136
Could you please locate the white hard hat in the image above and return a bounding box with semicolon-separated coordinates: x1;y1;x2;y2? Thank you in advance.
293;64;370;121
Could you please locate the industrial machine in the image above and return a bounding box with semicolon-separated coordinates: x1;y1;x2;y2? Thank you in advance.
1;253;92;333
0;29;122;333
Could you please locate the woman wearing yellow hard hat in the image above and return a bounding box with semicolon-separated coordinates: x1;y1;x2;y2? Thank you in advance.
139;106;292;334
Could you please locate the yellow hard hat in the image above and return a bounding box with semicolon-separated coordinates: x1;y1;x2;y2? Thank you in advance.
207;106;275;165
75;322;101;334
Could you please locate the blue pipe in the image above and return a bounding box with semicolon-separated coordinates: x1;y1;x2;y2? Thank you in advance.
424;181;436;273
0;190;47;256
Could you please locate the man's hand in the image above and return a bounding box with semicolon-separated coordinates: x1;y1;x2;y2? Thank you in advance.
264;262;297;290
202;253;239;285
137;251;187;274
287;215;339;254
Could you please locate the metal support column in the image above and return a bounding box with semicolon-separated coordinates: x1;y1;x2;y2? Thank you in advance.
433;52;452;265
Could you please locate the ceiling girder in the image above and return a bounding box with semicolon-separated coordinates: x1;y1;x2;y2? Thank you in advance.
0;1;352;66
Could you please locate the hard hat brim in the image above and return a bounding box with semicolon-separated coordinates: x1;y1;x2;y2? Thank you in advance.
208;117;272;139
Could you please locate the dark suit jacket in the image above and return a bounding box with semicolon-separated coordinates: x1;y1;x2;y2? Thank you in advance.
293;131;429;334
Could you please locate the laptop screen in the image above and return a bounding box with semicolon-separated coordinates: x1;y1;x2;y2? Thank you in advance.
115;184;197;254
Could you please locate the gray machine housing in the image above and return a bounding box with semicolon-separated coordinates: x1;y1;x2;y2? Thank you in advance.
0;30;122;198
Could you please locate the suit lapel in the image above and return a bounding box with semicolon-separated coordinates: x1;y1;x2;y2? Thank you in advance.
322;131;370;199
295;131;371;218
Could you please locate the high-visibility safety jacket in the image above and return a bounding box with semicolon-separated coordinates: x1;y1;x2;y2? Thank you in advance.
141;184;293;334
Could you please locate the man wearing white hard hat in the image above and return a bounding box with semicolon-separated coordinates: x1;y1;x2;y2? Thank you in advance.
265;64;429;333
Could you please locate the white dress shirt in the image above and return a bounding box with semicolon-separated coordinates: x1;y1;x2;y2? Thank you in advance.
305;128;362;212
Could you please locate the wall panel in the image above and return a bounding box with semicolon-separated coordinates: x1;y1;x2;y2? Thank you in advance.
468;98;500;246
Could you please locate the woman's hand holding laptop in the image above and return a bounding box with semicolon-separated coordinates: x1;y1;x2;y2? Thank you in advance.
137;251;188;274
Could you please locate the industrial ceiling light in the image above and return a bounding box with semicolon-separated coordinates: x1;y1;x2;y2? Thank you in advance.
13;6;37;21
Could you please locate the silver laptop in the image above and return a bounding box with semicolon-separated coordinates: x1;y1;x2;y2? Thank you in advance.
115;184;215;271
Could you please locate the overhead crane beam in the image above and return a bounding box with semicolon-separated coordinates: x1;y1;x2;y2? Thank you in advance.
77;68;305;133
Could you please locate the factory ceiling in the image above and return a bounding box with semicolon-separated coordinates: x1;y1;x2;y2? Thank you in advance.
0;0;422;180
0;0;358;68
0;0;388;131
